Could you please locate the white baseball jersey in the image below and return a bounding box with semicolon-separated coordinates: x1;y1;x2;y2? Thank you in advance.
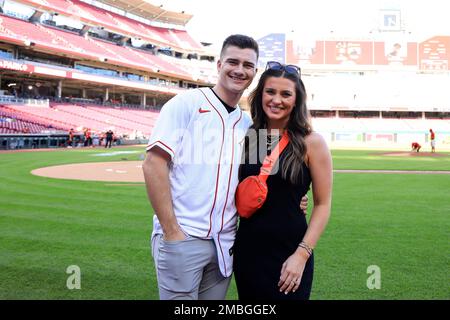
147;87;252;277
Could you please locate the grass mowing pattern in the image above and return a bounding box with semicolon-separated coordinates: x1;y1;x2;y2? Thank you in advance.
0;148;449;299
1;148;154;299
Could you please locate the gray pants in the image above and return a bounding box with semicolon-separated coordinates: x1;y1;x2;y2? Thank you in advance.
151;234;231;300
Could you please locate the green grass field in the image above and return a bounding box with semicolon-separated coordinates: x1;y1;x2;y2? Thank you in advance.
0;148;449;300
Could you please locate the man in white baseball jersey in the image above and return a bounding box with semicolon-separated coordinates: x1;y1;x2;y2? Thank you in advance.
143;35;307;300
143;34;259;300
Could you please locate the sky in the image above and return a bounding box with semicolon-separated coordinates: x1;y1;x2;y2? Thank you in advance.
158;0;450;48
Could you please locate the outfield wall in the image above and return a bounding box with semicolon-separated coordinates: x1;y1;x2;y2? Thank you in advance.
2;131;450;152
318;130;450;151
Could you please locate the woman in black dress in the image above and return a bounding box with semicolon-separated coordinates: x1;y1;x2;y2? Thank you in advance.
233;62;333;300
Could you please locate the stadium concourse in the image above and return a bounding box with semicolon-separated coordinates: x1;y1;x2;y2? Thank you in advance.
0;0;449;151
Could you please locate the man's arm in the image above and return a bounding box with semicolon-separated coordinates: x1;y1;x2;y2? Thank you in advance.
142;146;185;241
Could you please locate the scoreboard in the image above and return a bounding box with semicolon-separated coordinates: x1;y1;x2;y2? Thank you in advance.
259;35;450;71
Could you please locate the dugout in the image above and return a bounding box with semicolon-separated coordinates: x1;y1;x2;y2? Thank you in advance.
0;133;78;150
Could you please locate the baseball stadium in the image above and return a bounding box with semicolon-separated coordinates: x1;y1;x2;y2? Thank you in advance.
0;0;449;300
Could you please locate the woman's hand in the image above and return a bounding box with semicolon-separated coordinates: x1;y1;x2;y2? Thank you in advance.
300;194;308;213
278;248;310;294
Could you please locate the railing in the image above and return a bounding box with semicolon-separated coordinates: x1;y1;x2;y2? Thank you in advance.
0;133;73;150
50;97;162;110
0;96;50;107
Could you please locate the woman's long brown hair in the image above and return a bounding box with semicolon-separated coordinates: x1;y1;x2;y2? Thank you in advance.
247;68;312;184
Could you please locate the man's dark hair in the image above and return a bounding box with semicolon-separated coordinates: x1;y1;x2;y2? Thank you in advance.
220;34;259;59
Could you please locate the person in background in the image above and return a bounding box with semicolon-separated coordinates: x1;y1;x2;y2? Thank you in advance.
411;142;421;152
105;130;114;148
83;128;92;147
68;128;74;147
429;129;435;153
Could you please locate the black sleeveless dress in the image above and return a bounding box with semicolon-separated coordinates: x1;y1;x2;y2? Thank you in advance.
233;135;314;300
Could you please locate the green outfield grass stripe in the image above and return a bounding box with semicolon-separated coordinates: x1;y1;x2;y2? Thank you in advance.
0;233;151;255
0;184;149;203
0;213;151;233
0;221;150;242
0;266;155;300
2;198;150;215
335;169;450;174
0;244;153;272
104;183;146;186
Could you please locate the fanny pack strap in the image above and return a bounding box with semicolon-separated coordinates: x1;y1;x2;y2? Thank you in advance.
259;131;290;182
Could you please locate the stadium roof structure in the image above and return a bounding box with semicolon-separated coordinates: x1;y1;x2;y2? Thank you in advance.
13;0;204;53
0;14;197;81
97;0;193;26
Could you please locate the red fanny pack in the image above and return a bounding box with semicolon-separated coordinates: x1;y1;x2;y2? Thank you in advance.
235;132;290;218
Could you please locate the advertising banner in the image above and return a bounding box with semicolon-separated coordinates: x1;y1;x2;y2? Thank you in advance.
419;36;450;71
324;41;373;65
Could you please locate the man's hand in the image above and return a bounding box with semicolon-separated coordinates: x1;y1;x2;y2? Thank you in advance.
300;194;308;213
163;228;186;242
